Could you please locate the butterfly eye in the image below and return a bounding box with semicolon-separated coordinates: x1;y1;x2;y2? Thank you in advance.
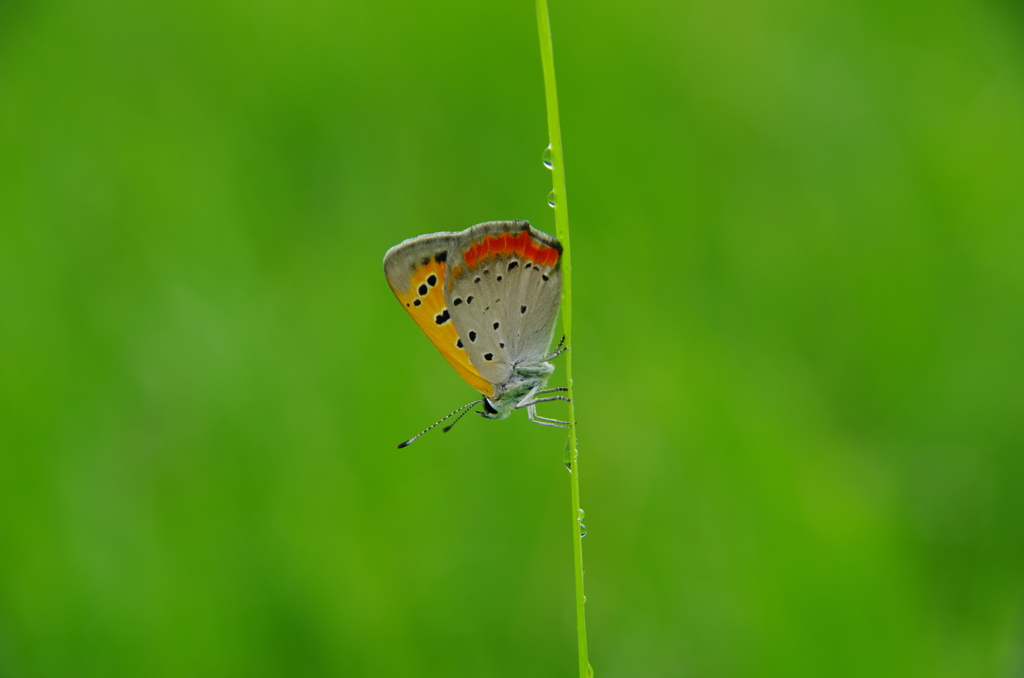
482;398;498;415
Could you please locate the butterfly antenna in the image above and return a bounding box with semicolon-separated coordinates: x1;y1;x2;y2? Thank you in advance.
397;399;484;449
441;404;477;434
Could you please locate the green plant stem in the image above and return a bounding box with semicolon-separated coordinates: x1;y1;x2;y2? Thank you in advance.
536;2;589;676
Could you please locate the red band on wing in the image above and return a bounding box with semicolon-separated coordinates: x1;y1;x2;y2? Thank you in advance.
512;230;529;257
463;231;558;270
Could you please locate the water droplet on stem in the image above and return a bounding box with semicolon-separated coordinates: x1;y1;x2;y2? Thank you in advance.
542;144;553;170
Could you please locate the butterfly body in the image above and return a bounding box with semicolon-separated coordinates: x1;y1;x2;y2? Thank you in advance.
384;221;569;441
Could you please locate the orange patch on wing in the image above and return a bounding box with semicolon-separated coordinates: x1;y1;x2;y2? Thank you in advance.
389;260;494;396
446;265;463;293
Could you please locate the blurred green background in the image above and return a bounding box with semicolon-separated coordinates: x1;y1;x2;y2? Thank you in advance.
2;0;1023;675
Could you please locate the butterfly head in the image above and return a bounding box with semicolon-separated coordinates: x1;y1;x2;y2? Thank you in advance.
478;397;502;420
477;371;551;420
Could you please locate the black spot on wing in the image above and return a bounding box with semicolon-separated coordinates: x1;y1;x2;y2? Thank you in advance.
483;353;493;361
413;299;421;307
469;331;476;342
496;275;502;281
521;305;527;314
426;274;438;287
434;251;447;263
456;338;463;349
435;309;450;325
493;322;499;330
418;284;428;296
466;296;474;304
507;261;518;271
453;297;463;306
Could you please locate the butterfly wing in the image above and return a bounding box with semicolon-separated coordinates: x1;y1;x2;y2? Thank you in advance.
445;221;562;386
384;232;495;397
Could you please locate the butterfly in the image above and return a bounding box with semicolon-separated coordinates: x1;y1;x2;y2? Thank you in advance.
384;220;570;447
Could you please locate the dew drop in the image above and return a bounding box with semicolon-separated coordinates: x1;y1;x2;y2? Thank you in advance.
542;144;553;170
579;523;587;538
578;508;585;520
547;190;556;208
563;439;572;471
587;663;595;678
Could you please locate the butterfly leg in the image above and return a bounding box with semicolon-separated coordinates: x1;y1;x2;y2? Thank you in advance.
540;336;568;362
526;403;569;428
519;395;571;406
533;413;570;425
535;387;568;396
517;384;571;428
516;383;571;409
